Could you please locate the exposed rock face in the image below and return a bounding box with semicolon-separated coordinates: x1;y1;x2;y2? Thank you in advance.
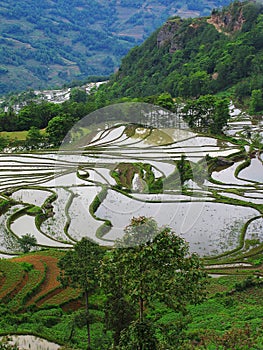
157;1;247;52
207;2;245;34
157;19;183;53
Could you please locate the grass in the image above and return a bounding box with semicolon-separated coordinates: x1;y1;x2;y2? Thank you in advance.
0;250;263;349
0;260;25;299
0;129;46;141
0;250;82;312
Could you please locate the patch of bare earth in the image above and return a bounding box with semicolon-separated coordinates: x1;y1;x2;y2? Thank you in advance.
9;254;61;305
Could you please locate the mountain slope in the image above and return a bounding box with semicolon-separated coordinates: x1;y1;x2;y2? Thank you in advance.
100;0;263;101
0;0;233;95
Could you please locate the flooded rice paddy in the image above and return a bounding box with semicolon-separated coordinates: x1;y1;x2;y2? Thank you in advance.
0;104;262;257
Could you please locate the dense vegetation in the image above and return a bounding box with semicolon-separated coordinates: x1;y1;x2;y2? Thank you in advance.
0;2;262;347
1;217;263;349
0;1;262;149
0;230;263;349
99;0;263;106
0;0;233;95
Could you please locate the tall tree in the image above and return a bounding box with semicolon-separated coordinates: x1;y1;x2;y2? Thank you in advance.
102;217;207;349
249;89;263;115
26;126;44;149
58;238;104;349
182;95;230;134
46;114;76;146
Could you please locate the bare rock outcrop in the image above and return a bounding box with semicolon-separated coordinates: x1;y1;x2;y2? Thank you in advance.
157;19;183;53
207;1;246;34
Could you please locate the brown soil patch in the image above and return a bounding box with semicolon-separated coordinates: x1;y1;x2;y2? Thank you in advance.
62;298;84;312
207;17;230;36
36;286;64;307
2;252;77;308
12;254;61;305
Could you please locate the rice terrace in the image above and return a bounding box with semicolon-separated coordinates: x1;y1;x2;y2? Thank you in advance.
0;102;262;256
0;101;262;348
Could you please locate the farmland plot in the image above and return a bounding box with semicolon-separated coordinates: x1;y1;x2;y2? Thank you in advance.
0;104;261;259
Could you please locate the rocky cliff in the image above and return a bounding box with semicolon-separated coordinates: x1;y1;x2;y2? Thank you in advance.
207;0;247;34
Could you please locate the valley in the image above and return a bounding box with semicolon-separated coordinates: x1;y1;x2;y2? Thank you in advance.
0;1;262;348
0;0;233;95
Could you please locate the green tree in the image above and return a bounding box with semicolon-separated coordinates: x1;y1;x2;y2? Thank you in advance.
70;88;88;103
249;89;263;115
19;233;37;253
251;132;263;153
46;114;76;146
102;217;207;349
0;136;8;151
58;238;104;350
156;92;174;111
189;70;210;97
182;95;230;134
26;126;44;148
211;97;230;134
17;102;61;130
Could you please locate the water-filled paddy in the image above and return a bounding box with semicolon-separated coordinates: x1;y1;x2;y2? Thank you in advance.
96;189;259;255
0;106;262;257
0;335;60;350
238;157;263;183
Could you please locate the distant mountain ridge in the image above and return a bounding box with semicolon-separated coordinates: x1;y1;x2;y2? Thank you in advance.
99;0;263;102
0;0;232;95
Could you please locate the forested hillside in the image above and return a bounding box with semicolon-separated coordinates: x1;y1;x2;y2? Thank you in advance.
100;0;263;104
0;0;232;95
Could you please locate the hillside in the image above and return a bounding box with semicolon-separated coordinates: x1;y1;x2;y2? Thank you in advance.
100;0;263;103
0;0;233;95
1;250;263;349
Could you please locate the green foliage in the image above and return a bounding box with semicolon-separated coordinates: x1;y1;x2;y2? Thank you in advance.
0;0;234;95
0;251;263;349
117;319;159;350
58;238;105;349
182;95;230;134
18;262;33;272
26;205;42;215
234;276;257;292
0;199;12;215
0;136;8;151
89;187;108;217
58;238;104;292
101;217;207;348
46;114;77;146
0;102;61;133
26;126;45;149
101;1;263;103
70;88;88;103
18;234;37;253
177;155;193;185
249;89;263;115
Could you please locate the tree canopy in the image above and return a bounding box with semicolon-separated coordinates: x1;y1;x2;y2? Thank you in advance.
99;1;263;103
101;217;207;349
58;237;104;349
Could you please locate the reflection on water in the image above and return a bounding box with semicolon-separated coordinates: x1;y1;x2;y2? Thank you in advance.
0;109;262;256
239;157;263;183
0;335;61;350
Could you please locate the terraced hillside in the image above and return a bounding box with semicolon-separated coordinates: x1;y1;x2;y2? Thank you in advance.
0;102;262;349
0;251;81;312
0;102;261;264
